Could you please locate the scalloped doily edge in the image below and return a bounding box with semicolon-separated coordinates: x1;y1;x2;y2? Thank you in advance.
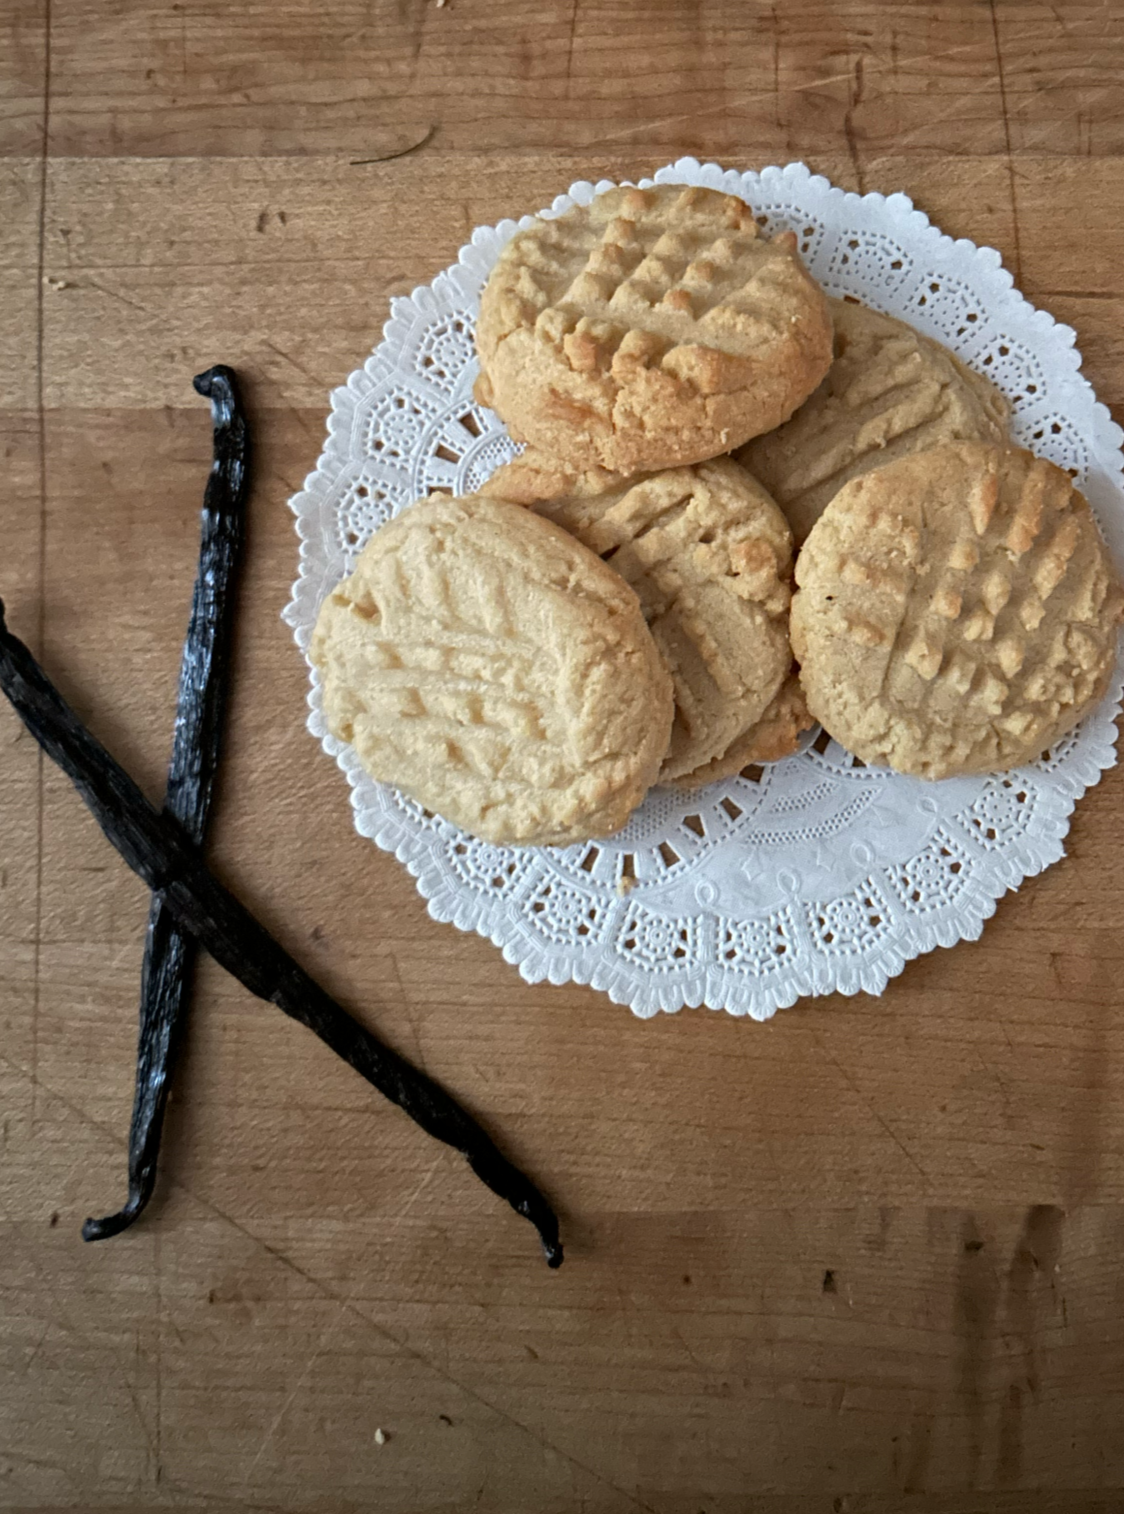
284;160;1124;1019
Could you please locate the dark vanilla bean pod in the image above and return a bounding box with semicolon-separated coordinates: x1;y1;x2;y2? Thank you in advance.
84;366;249;1242
0;605;563;1268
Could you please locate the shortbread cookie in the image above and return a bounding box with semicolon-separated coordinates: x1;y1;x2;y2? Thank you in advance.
310;492;674;845
475;184;833;474
791;442;1124;778
485;453;797;781
737;298;1011;543
674;674;811;790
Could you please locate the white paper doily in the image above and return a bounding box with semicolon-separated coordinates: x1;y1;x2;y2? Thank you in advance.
284;160;1124;1019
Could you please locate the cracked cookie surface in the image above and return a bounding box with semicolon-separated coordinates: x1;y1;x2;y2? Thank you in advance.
475;184;833;474
791;441;1124;778
311;492;674;844
737;297;1011;544
672;673;810;789
486;452;802;781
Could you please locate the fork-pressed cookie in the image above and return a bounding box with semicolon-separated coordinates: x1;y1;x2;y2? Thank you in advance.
791;441;1124;778
310;492;674;845
736;298;1011;544
673;674;811;790
475;184;833;474
485;451;800;781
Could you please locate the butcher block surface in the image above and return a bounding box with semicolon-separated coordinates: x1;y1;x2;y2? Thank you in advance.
3;2;1124;1508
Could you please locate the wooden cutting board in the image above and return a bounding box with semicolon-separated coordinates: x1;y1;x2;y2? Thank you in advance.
3;2;1124;1508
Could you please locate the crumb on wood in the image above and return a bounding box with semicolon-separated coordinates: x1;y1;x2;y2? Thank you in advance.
374;1427;388;1445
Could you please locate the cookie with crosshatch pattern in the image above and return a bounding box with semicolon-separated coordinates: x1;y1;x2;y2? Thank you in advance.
672;673;810;789
310;491;674;846
474;184;834;474
790;441;1124;778
484;451;806;782
736;297;1011;544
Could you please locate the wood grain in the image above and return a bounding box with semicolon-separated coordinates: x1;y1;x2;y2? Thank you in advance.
4;0;1124;1507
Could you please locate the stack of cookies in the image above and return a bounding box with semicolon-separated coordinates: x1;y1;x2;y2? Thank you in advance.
312;184;1123;845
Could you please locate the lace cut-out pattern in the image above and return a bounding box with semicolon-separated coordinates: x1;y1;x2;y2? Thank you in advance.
285;161;1124;1019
